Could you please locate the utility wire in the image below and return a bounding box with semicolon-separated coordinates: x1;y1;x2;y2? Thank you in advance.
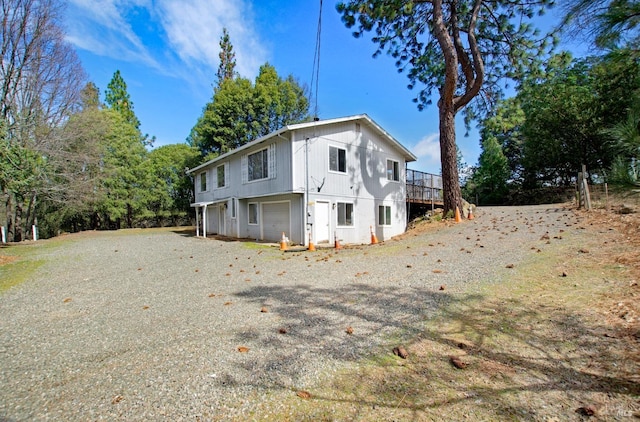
310;0;323;119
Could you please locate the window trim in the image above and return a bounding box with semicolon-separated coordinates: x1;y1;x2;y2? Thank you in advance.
216;163;228;189
336;201;354;227
247;148;269;182
248;202;259;225
378;205;392;226
386;159;400;182
198;171;208;192
242;144;276;184
230;198;237;219
329;145;347;174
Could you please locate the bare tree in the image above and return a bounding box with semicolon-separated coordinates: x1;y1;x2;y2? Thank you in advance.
0;0;86;241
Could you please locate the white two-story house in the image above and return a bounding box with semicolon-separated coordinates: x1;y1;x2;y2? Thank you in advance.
187;114;417;246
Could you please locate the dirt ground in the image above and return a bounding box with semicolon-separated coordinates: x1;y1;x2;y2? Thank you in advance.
256;195;640;421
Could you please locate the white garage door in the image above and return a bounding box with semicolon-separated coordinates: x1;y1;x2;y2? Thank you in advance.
262;202;290;242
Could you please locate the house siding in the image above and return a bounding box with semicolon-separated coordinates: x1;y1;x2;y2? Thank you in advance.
190;114;415;246
292;121;409;244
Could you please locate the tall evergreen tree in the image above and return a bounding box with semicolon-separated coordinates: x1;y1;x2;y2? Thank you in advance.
105;70;140;129
337;0;554;216
80;82;101;110
216;28;237;87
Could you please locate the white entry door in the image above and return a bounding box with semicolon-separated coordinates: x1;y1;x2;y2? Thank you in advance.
218;205;226;236
315;201;330;244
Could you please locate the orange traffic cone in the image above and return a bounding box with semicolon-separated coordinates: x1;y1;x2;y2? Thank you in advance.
308;231;316;251
370;225;379;245
334;231;342;249
280;232;287;251
468;207;475;220
454;207;462;223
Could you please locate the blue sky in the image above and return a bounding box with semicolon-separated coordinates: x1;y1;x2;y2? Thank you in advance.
64;1;583;174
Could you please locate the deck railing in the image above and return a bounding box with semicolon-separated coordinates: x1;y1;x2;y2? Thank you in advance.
406;169;443;205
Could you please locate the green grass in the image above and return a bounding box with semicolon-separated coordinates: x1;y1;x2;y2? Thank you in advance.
0;238;69;294
0;257;46;293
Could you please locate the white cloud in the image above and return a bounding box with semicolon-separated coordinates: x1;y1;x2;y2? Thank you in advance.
156;0;266;80
65;0;267;86
66;0;160;70
413;132;440;164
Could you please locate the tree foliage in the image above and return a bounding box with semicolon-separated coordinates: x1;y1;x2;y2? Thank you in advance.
216;28;237;86
105;70;140;130
475;50;640;201
561;0;640;50
1;0;86;241
189;63;309;157
144;144;201;226
468;135;510;204
80;82;101;110
337;0;554;215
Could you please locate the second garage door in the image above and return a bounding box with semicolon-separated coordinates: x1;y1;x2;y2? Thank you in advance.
262;202;290;242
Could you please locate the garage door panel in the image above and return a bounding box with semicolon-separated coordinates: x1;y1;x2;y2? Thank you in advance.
262;202;290;242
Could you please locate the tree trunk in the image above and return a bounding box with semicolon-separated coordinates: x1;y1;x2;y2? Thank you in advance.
439;103;463;217
126;203;133;228
14;199;23;242
5;190;14;242
25;192;36;238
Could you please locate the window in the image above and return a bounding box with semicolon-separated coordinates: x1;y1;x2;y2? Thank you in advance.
242;144;276;183
230;198;237;219
378;205;392;226
248;149;269;181
329;146;346;173
387;159;400;181
199;172;207;192
217;164;226;188
248;203;258;225
337;202;353;226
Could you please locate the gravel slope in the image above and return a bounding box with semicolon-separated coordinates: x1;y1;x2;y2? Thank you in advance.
0;205;579;421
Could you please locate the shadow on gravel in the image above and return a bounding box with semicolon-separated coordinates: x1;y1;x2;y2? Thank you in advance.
234;283;639;419
170;228;197;237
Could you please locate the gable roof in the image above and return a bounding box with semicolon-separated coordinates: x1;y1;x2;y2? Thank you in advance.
186;114;417;174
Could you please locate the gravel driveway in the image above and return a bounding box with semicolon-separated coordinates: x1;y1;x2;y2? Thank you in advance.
0;205;578;421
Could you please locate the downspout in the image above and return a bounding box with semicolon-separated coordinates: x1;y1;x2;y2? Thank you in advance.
305;136;310;247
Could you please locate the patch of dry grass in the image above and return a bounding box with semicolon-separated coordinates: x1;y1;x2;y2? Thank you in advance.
255;203;640;421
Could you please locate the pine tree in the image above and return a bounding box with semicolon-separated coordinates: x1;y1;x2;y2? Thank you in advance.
337;0;554;216
216;28;236;88
105;70;140;129
80;82;101;110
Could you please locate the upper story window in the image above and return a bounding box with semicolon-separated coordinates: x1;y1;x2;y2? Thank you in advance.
387;159;400;182
329;146;346;173
249;149;268;181
217;163;228;188
198;171;208;192
242;144;276;183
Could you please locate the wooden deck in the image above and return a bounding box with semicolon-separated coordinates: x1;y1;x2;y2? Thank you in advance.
406;169;443;207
